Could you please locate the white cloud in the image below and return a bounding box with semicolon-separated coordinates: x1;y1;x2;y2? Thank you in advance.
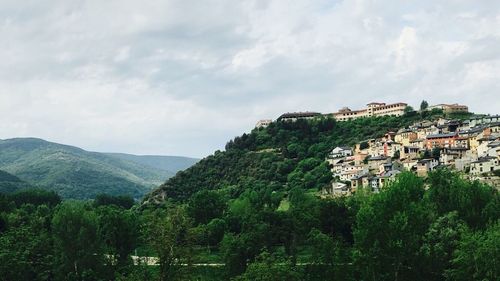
0;0;499;157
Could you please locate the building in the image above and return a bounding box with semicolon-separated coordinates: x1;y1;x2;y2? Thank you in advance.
395;129;418;146
468;115;500;127
470;157;499;175
277;112;322;122
255;119;272;128
401;146;420;159
331;102;407;121
322;182;349;196
367;156;391;172
416;159;439;177
328;146;353;159
425;133;459;149
429;103;469;114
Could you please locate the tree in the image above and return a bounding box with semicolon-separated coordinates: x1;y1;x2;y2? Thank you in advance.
307;229;336;265
0;205;55;281
446;222;500;281
94;194;134;209
419;212;468;281
404;106;416;116
420;100;429;111
97;206;138;271
431;147;441;160
359;141;369;150
354;172;431;281
52;202;103;280
393;150;401;160
233;251;302;281
426;169;498;229
188;190;226;225
145;207;194;281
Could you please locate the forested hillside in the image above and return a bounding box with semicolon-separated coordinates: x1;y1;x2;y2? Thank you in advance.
147;112;442;203
1;112;497;281
0;169;34;193
105;153;199;174
0;138;192;199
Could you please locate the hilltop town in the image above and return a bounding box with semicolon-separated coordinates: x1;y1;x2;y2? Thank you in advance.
256;101;499;195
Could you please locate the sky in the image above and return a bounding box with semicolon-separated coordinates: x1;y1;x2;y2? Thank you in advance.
1;0;499;158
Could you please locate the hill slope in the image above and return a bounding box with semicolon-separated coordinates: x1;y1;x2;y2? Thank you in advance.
105;153;198;174
0;169;34;193
0;138;193;199
146;114;436;204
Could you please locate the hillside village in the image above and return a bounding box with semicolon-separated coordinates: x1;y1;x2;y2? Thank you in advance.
257;102;500;195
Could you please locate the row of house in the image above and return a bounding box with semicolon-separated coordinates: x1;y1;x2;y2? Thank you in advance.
323;117;499;196
255;101;470;127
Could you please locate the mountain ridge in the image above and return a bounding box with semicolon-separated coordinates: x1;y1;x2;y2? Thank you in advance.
0;138;197;199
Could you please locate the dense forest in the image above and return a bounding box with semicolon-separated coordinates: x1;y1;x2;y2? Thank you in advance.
1;111;498;281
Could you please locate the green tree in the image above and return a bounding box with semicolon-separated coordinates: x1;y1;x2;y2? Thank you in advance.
446;222;499;281
426;169;498;229
97;206;138;271
52;202;103;280
420;100;429;111
233;251;302;281
0;205;55;281
188;190;227;225
145;207;194;281
419;212;468;281
354;172;431;281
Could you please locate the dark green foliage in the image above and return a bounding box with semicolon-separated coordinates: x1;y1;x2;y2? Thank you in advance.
445;222;500;281
9;189;61;207
0;169;35;193
1;112;498;281
233;251;302;281
96;206;139;270
52;202;104;280
420;100;429;111
188;190;227;225
419;212;468;281
431;147;441;160
94;193;135;209
152;114;443;203
353;172;431;281
426;169;498;229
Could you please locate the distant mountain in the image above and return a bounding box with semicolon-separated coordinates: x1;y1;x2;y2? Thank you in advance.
0;138;196;199
0;169;34;193
105;153;199;174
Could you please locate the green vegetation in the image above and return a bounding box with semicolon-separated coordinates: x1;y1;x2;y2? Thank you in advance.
0;138;196;199
1;169;497;280
105;153;199;174
150;113;449;203
1;113;497;280
0;169;35;193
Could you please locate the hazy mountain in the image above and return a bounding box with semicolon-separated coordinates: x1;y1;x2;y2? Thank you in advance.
105;153;199;174
0;169;35;193
0;138;196;199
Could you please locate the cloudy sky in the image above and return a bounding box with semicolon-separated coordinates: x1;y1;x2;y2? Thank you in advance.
1;0;499;158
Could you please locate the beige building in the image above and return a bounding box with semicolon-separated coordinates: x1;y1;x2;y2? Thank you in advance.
395;130;418;146
416;159;439;177
429;103;468;114
470;157;499;175
255;119;272;128
331;102;407;121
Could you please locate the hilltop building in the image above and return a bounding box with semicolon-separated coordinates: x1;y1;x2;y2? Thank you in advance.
277;112;321;122
255;119;272;128
331;102;407;121
429;103;468;114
